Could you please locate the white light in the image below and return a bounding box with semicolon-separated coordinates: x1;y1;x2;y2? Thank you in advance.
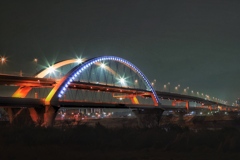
77;59;83;63
100;63;106;68
120;77;125;84
47;66;55;73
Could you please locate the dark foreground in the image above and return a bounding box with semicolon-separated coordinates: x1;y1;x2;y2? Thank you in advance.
1;122;240;160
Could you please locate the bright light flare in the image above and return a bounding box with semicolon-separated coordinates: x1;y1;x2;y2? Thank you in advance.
77;58;83;64
0;56;7;64
100;63;106;68
117;76;127;86
120;78;125;84
47;66;56;74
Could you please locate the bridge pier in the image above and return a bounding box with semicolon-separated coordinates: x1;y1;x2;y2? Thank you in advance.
7;108;35;126
132;108;163;128
6;107;45;126
174;110;187;125
42;105;59;127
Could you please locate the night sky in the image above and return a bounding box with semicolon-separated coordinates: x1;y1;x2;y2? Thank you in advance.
0;0;240;104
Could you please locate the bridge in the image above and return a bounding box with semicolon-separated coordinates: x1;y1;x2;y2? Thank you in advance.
0;56;238;127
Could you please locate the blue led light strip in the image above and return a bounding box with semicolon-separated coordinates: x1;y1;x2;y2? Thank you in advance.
57;56;160;104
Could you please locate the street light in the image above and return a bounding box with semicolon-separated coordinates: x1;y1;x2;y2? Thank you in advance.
177;84;180;93
163;84;167;91
119;77;127;87
151;79;156;89
47;66;56;78
167;82;171;92
175;86;178;93
183;88;187;94
0;56;7;73
1;57;6;64
34;58;38;63
100;63;106;68
77;58;83;64
134;79;138;88
33;58;38;73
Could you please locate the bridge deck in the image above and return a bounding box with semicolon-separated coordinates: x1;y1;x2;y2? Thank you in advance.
0;74;236;109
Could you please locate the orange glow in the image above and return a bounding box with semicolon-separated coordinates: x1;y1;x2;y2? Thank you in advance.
130;96;139;104
186;101;189;111
12;59;87;98
0;56;7;64
150;93;159;106
12;87;32;98
36;59;86;78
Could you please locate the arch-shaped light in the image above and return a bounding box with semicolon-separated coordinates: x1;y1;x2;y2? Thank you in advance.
48;56;159;104
12;58;87;98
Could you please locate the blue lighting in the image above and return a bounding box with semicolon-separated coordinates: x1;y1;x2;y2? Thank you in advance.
56;56;159;104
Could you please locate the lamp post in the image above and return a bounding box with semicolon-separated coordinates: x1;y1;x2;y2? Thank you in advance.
153;79;157;89
175;86;178;93
167;82;170;92
191;90;194;96
184;88;187;94
151;79;156;90
0;56;6;73
163;84;167;91
183;87;189;95
33;58;38;74
47;66;56;78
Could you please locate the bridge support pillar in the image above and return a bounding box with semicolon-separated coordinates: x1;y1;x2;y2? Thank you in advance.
186;101;189;111
132;108;163;128
6;108;39;126
42;105;59;127
174;111;186;125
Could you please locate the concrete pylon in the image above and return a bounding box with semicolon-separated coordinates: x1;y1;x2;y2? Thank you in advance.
41;105;59;127
174;110;187;125
6;107;45;126
7;108;35;126
132;108;164;128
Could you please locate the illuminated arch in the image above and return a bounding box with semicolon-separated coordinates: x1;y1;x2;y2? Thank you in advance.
35;58;86;78
12;58;86;98
45;56;160;106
